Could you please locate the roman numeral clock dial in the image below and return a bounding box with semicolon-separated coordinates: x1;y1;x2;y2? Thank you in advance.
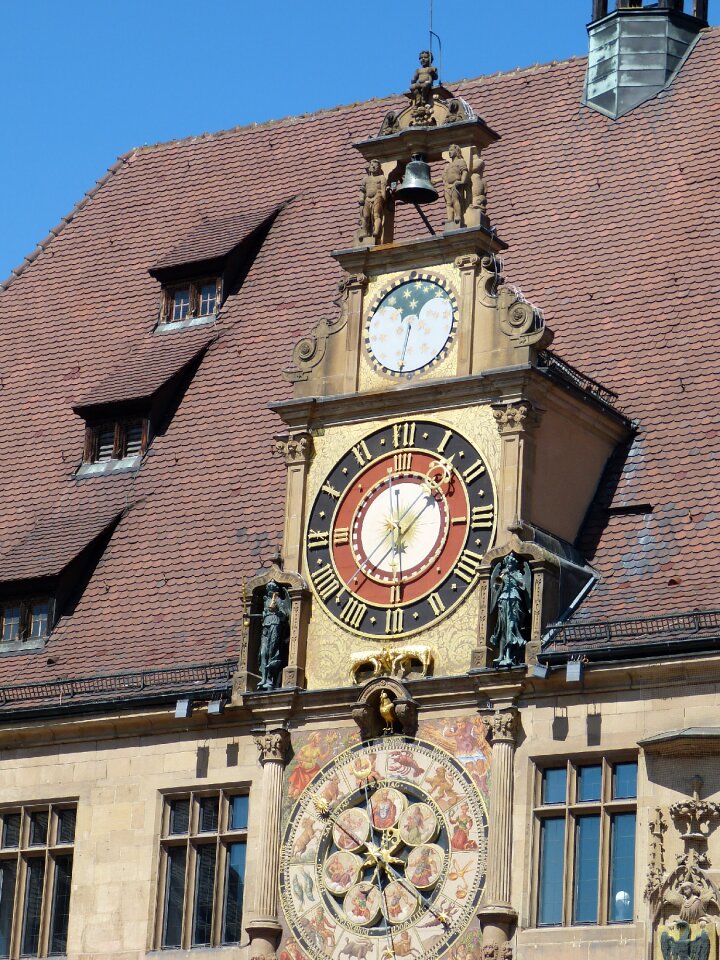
305;421;496;638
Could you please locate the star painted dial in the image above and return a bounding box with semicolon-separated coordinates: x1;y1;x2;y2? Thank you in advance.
365;275;457;377
280;737;488;960
305;420;496;639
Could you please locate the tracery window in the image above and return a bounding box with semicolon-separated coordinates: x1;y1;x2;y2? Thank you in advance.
0;804;76;957
156;790;248;949
533;758;637;926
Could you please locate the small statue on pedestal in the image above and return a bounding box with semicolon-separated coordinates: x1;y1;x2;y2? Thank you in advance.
443;144;469;229
257;580;290;691
409;50;438;126
489;555;532;668
356;160;387;245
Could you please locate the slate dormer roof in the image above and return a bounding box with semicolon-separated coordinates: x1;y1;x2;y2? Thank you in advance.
0;29;718;704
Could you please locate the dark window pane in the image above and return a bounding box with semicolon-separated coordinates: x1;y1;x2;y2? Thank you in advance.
0;861;17;957
542;768;567;805
96;425;115;461
124;421;143;457
28;601;49;641
21;858;45;955
610;813;636;922
577;765;602;803
172;289;191;321
199;797;219;833
1;607;20;644
538;817;565;925
29;810;48;846
192;844;217;946
223;842;246;943
162;846;186;948
169;799;190;836
198;283;217;317
57;809;76;845
49;854;73;954
613;762;638;800
230;796;249;831
2;815;20;848
573;815;600;924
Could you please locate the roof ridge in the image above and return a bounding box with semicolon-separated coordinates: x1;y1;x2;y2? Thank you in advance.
128;52;593;157
0;149;140;295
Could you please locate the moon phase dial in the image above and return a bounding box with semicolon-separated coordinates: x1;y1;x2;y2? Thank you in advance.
305;420;496;639
280;737;488;960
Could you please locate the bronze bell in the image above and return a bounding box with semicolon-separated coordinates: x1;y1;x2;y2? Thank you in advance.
395;153;438;205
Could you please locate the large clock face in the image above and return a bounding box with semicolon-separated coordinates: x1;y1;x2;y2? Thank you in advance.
305;420;496;639
365;276;457;377
280;737;487;960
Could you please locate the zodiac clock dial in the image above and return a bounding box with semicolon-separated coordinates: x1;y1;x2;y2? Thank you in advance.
365;276;457;377
280;737;488;960
305;420;496;639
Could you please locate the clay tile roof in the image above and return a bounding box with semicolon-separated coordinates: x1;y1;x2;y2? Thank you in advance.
73;329;216;411
149;204;284;275
0;502;125;582
0;31;719;696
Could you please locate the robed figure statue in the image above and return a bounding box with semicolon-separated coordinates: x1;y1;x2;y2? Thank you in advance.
257;580;291;691
489;555;532;668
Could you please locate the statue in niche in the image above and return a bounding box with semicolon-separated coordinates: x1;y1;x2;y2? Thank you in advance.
444;145;469;228
257;580;290;691
357;160;387;244
471;156;487;213
409;51;438;126
489;555;532;667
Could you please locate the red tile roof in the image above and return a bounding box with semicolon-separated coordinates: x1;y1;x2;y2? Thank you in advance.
149;204;284;274
0;31;719;694
73;328;216;410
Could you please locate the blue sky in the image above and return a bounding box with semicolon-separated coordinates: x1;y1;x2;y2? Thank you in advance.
1;0;717;282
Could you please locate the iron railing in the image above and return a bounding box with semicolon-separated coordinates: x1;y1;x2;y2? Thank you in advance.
545;610;720;649
537;350;621;410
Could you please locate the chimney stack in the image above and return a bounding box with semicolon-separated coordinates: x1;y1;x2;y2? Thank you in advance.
585;0;710;117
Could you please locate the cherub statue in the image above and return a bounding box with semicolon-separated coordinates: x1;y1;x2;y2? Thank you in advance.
664;879;718;924
257;580;290;691
409;51;438;125
443;145;469;227
357;160;387;244
489;555;532;667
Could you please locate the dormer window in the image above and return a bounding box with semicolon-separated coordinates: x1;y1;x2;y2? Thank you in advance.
160;278;220;330
84;418;147;467
1;599;50;648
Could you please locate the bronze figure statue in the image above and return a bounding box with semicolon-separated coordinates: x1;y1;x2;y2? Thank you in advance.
489;555;532;667
257;580;290;691
443;145;469;227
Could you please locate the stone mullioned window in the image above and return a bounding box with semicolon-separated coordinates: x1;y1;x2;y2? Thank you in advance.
156;790;248;949
533;758;637;927
0;804;76;957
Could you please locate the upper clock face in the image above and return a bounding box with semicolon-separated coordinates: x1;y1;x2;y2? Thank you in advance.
365;276;457;376
305;420;496;639
280;736;488;960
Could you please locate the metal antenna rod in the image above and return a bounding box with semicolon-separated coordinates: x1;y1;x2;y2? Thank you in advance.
429;0;443;81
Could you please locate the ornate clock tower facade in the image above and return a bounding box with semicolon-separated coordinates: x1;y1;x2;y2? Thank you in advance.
237;53;631;960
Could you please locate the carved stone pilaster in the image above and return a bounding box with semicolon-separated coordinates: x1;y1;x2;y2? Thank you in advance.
247;727;291;959
254;729;291;765
479;710;519;950
491;402;542;539
274;431;314;466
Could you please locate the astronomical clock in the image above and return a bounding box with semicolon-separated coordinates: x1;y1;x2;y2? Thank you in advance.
280;737;488;960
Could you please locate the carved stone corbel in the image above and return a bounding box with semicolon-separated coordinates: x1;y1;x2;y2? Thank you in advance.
274;432;314;466
497;287;553;350
233;564;310;697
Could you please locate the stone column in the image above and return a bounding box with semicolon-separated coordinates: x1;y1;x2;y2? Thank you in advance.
480;710;520;950
246;729;291;960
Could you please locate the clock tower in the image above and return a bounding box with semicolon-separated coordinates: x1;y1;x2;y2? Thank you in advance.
237;51;632;960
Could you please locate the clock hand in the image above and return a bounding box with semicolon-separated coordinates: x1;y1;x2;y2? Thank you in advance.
397;318;412;372
394;488;403;584
382;860;451;928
